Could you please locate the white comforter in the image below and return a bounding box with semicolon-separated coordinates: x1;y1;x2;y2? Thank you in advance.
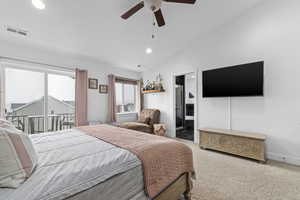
0;129;141;200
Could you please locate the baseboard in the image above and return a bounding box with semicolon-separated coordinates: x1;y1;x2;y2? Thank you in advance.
267;152;300;166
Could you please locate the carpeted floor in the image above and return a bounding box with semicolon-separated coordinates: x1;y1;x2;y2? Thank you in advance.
180;140;300;200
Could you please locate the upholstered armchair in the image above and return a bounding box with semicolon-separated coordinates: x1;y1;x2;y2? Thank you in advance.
120;109;160;134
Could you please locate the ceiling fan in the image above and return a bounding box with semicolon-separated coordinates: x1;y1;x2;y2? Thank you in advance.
121;0;196;27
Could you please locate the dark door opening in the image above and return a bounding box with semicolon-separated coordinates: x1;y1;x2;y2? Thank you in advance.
175;73;195;141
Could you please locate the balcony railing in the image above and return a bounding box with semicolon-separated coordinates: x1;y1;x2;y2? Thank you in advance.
5;113;75;134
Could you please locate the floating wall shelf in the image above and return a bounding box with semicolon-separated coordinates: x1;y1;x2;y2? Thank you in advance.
142;89;165;94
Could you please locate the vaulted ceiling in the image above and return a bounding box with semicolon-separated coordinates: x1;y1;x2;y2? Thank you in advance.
0;0;263;71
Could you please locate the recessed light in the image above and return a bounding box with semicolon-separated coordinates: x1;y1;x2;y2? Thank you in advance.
146;48;152;54
32;0;46;10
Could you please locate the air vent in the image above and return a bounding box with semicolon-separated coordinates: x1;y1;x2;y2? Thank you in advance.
7;27;17;33
6;26;29;36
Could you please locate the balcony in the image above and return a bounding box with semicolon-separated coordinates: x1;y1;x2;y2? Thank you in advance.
5;113;75;134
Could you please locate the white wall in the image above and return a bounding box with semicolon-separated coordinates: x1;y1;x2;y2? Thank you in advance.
0;40;141;123
143;0;300;165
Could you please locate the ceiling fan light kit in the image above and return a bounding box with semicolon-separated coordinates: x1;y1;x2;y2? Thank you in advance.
121;0;196;27
144;0;162;12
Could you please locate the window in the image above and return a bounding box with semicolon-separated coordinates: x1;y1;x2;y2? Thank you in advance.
2;62;75;134
115;82;137;113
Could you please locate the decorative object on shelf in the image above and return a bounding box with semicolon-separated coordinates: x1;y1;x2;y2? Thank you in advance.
99;85;108;94
189;92;194;99
142;73;165;93
88;78;98;89
154;124;166;136
156;73;164;90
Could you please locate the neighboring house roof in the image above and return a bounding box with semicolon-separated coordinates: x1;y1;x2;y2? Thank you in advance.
11;103;26;110
50;96;75;109
63;101;75;107
12;96;74;113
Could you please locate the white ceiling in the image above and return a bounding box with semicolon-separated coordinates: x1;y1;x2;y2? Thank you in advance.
0;0;263;71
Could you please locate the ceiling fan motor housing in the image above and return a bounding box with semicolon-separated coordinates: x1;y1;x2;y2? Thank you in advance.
144;0;162;12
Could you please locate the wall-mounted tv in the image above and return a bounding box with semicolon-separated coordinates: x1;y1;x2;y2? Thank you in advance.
202;61;264;97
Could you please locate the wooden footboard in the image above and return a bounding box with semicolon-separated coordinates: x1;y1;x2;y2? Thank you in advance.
154;173;192;200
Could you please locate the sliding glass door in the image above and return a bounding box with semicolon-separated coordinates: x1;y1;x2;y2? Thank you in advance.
3;65;75;134
48;73;75;132
5;67;45;133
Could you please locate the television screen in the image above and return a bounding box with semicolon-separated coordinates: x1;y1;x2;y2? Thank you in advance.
202;61;264;97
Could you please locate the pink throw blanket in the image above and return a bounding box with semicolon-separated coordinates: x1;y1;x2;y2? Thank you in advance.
78;124;194;198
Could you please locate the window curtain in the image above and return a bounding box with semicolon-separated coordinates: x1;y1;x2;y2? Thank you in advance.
0;66;5;118
136;79;144;115
75;68;88;126
107;74;117;122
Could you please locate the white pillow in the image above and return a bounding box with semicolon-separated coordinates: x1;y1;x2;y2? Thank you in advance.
0;119;38;188
0;118;15;129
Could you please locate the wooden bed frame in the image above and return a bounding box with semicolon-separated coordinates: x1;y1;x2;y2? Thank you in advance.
154;173;192;200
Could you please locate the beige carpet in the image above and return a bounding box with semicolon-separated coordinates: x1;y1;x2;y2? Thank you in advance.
180;140;300;200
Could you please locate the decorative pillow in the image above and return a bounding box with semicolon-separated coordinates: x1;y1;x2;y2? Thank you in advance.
0;118;14;129
0;121;38;188
138;117;151;125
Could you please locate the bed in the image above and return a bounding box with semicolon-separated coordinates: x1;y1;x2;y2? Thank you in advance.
0;125;194;200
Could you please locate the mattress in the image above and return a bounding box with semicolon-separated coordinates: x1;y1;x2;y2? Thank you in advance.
0;129;148;200
66;165;149;200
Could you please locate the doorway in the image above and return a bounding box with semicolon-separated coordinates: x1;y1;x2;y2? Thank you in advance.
175;72;196;141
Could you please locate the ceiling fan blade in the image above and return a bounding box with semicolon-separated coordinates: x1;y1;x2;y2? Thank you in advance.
163;0;196;4
121;2;144;19
154;9;165;27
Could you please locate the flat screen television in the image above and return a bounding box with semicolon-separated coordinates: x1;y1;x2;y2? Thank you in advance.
202;61;264;97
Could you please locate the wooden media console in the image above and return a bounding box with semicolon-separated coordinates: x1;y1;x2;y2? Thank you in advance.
199;128;266;162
